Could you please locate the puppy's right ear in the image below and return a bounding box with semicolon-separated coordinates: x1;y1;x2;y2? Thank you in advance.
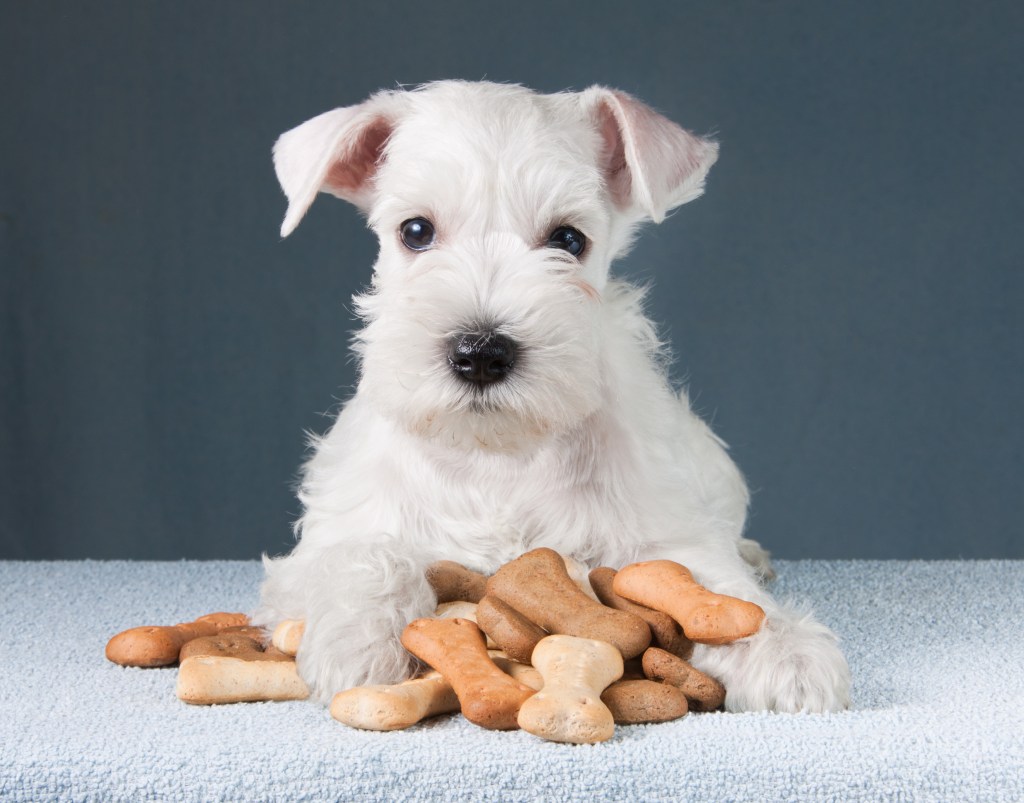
584;87;719;225
273;94;400;237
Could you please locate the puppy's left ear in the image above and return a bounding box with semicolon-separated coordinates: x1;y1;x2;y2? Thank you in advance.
585;87;719;223
273;91;402;237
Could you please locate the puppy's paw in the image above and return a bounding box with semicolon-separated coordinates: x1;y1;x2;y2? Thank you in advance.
694;604;851;713
738;537;776;583
297;616;419;705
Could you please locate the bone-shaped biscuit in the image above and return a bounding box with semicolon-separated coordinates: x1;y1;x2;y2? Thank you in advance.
330;653;542;731
271;619;305;656
433;601;501;649
601;678;689;724
330;671;459;730
179;628;291;663
434;601;479;620
475;595;547;664
176;655;309;704
642;647;726;711
517;634;623;744
589;567;694;659
561;555;601;602
400;617;535;730
489;652;544;691
106;612;249;667
613;560;765;644
485;548;651;659
425;561;488;603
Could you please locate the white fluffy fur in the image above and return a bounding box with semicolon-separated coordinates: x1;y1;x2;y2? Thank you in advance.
254;81;851;713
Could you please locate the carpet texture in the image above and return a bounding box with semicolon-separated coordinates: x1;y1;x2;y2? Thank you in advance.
1;560;1022;801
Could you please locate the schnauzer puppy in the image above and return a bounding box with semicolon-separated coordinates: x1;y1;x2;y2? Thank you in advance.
254;80;851;712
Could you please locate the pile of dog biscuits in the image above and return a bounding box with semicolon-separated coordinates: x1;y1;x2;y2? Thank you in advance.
105;547;765;744
105;612;309;704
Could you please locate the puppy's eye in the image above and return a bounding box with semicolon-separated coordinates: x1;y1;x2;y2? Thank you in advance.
400;218;436;251
547;226;586;258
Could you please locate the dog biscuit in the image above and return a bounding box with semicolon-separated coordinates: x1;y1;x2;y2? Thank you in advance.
613;560;765;644
517;634;623;744
488;652;544;691
106;612;249;667
642;647;726;711
600;678;689;724
400;617;535;730
475;595;547;665
589;567;694;659
486;548;651;659
271;619;305;656
434;601;500;649
177;655;310;705
425;560;488;604
561;555;601;602
330;671;459;731
179;628;291;663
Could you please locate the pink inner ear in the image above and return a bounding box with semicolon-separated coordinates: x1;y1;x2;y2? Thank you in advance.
594;91;717;220
597;100;632;209
325;117;393;195
628;105;707;192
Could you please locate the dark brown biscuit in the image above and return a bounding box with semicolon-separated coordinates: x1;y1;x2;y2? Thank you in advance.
179;629;291;662
485;548;651;660
641;647;726;711
105;612;251;667
601;679;689;724
426;560;489;603
475;595;547;664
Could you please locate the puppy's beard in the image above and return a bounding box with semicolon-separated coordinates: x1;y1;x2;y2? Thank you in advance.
355;329;603;453
412;407;551;452
386;361;599;452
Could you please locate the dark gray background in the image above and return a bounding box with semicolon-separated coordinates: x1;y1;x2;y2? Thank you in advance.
2;1;1021;560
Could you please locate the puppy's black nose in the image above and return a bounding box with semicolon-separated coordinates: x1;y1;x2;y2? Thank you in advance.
448;331;517;385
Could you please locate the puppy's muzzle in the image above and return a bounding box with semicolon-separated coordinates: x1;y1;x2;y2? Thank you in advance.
447;331;516;386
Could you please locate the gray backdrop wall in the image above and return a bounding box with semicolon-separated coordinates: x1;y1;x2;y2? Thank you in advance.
1;1;1021;560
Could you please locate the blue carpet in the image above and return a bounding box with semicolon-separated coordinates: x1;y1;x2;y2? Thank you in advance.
1;560;1022;801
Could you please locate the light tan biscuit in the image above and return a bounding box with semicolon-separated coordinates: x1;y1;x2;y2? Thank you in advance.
176;655;309;704
561;555;601;601
433;601;479;621
271;619;305;656
330;672;459;731
488;652;544;691
517;635;623;744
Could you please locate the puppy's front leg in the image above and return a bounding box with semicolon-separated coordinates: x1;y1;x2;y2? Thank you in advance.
259;536;438;704
648;547;851;713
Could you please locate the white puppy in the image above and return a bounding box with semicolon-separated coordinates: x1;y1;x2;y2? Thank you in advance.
254;80;851;713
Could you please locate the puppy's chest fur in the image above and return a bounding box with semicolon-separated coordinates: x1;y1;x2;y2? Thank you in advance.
389;412;647;571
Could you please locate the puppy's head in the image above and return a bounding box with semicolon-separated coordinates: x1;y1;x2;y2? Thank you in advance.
275;81;717;451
